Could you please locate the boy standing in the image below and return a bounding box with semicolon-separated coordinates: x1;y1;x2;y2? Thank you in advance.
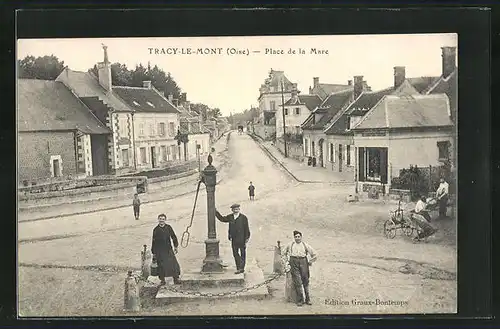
133;193;141;220
248;182;255;201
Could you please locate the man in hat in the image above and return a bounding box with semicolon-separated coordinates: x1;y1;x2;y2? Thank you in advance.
151;213;181;285
215;204;251;274
284;230;317;306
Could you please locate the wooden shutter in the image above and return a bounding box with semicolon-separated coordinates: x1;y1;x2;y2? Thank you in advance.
358;147;365;182
380;147;388;184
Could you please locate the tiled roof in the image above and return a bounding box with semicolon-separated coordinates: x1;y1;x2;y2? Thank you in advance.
349;87;395;111
284;94;322;111
112;86;179;114
352;94;452;130
302;89;353;130
425;69;457;113
56;68;131;113
407;76;441;93
314;83;352;100
18;79;111;134
266;70;294;88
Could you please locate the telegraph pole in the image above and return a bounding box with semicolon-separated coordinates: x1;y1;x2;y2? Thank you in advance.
281;80;288;158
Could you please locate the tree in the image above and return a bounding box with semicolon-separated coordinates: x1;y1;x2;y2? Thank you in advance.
18;55;65;80
208;108;222;118
88;62;182;99
191;103;210;121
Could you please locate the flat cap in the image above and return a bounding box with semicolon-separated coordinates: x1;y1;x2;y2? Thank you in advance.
230;203;241;209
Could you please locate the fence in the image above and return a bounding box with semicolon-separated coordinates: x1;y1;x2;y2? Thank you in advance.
390;164;455;200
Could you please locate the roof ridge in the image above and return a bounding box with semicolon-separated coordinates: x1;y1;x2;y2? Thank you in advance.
351;94;389;130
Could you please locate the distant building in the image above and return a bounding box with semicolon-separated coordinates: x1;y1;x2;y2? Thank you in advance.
18;79;111;183
177;94;211;161
308;76;352;100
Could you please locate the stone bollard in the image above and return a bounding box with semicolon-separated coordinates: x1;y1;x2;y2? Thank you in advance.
273;241;284;274
150;254;158;277
124;271;141;312
141;245;152;279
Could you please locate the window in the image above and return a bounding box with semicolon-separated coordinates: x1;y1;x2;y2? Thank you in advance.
122;149;129;167
169;122;175;136
160;145;167;161
166;146;171;161
158;122;166;136
140;147;147;164
437;141;450;161
171;145;177;160
149;123;155;136
133;100;140;107
284;108;289;115
50;155;62;177
295;107;300;115
311;141;315;156
358;147;388;184
270;101;276;111
146;101;155;108
139;123;145;136
330;143;334;162
346;145;351;166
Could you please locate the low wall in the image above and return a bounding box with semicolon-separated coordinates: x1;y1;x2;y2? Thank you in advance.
253;124;275;141
275;139;303;161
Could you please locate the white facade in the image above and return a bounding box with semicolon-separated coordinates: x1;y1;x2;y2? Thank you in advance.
282;104;311;135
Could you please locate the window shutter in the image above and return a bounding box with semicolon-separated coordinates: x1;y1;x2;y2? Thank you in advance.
358;147;365;182
380;147;388;184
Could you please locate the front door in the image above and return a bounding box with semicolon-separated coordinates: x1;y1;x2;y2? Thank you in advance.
150;147;156;168
318;139;324;167
338;144;343;172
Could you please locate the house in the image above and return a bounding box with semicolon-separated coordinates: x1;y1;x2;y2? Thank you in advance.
177;94;211;161
301;86;356;168
280;86;322;135
203;118;219;143
18;79;111;183
254;69;295;139
351;93;454;195
308;76;353;100
321;63;442;175
56;45;182;175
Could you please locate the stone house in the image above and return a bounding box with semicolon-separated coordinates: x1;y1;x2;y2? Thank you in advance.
281;86;322;135
177;96;211;161
17;79;111;183
56;46;182;175
351;93;454;195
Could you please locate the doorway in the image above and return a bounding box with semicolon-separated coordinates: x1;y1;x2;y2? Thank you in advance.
52;159;60;177
150;146;156;168
318;139;324;167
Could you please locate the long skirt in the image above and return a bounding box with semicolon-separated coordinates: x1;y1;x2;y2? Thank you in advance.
157;249;181;279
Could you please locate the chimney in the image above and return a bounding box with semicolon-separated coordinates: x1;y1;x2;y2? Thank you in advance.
441;46;456;78
394;66;406;88
167;94;173;103
348;80;353;86
142;81;152;89
97;44;112;91
353;75;364;99
313;77;319;87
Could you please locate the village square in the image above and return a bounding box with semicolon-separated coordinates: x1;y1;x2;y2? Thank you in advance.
17;35;457;316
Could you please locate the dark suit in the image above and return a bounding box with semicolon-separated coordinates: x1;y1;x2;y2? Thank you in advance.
215;211;251;271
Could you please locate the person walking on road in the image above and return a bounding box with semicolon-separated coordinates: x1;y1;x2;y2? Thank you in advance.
151;213;181;285
215;204;251;274
248;182;255;201
132;193;141;220
284;230;317;307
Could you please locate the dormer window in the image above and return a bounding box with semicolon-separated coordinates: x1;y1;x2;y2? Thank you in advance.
133;101;140;107
146;101;155;108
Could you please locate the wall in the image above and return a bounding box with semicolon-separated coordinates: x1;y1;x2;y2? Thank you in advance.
326;134;355;173
283;104;310;134
18;131;76;182
275;139;303;161
253;124;276;140
302;130;327;165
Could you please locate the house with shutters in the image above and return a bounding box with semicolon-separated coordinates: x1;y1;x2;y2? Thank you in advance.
177;94;211;161
281;87;322;136
56;45;182;175
17;79;111;183
350;46;457;195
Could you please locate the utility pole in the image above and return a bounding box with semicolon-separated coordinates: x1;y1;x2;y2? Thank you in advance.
281;80;288;158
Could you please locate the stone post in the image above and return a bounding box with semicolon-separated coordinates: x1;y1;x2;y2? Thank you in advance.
201;154;224;273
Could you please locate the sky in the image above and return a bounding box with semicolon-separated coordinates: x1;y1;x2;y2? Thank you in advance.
17;34;457;117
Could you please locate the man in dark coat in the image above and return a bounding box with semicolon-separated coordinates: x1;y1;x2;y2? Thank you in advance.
215;204;250;274
151;213;181;285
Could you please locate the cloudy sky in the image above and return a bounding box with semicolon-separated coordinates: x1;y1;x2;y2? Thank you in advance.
18;34;457;116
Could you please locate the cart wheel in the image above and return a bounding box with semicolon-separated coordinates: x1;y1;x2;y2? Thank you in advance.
402;225;414;237
384;220;396;239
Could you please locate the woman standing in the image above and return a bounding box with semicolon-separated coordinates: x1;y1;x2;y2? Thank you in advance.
151;214;181;285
